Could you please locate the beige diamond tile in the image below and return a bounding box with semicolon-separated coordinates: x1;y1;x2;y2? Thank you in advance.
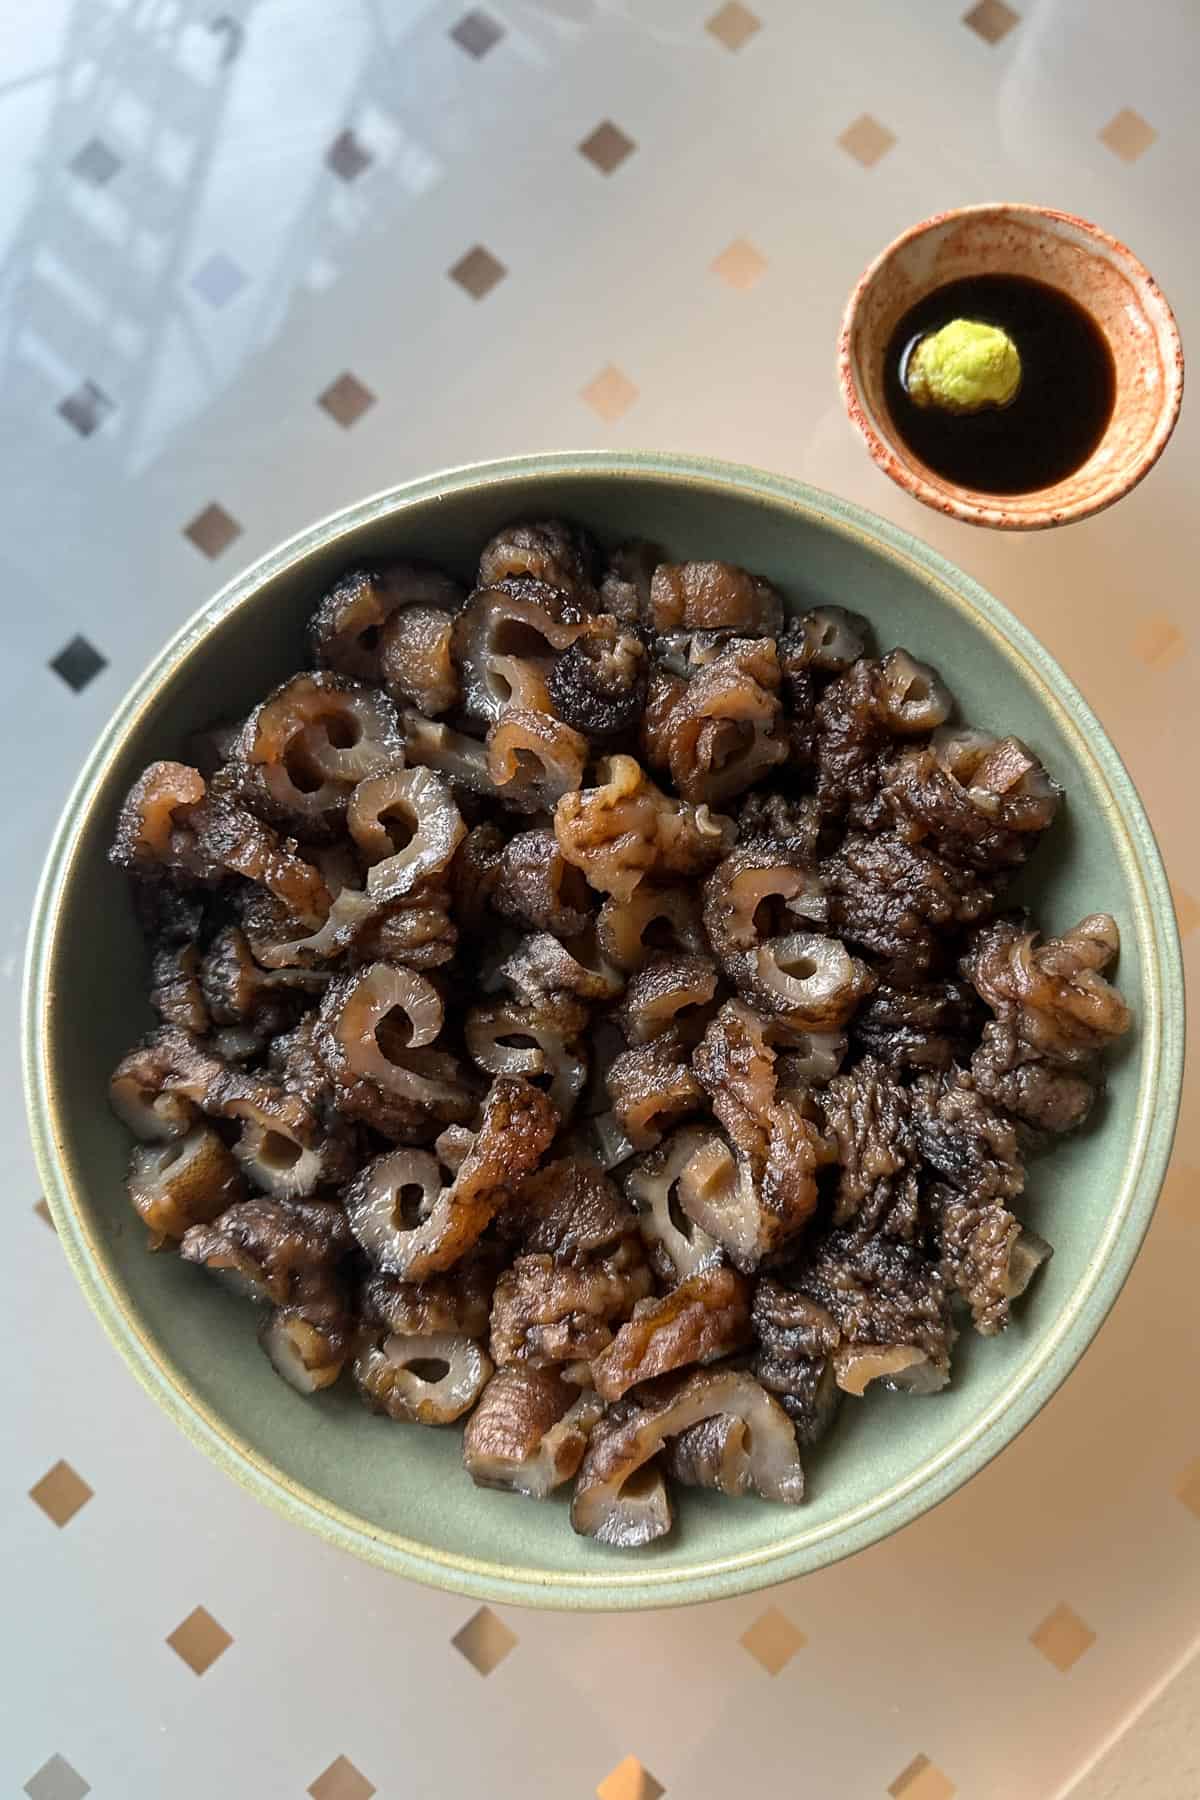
740;1605;807;1674
448;244;507;300
597;1757;664;1800
581;364;638;422
712;237;767;291
1175;1456;1200;1517
963;0;1019;43
579;120;636;175
1099;107;1157;162
29;1460;93;1528
24;1755;90;1800
308;1758;376;1800
35;1196;55;1229
166;1605;233;1674
889;1754;956;1800
1162;1160;1200;1226
318;372;375;428
184;503;241;559
1131;612;1185;669
706;2;760;50
1031;1602;1096;1672
1172;886;1200;935
838;114;896;167
452;1605;517;1674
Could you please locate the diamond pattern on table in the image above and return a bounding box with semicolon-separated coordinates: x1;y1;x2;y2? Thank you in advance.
35;1197;56;1229
29;1460;93;1527
706;2;761;50
184;503;242;558
69;136;121;186
889;1754;956;1800
1175;1456;1200;1517
50;636;107;692
740;1606;807;1674
448;244;507;299
58;380;114;438
308;1757;376;1800
166;1606;233;1674
450;9;504;58
452;1606;517;1674
838;114;897;166
1131;613;1185;670
1030;1603;1096;1672
1172;886;1200;936
190;251;247;308
712;237;767;290
24;1755;90;1800
326;128;373;181
318;372;375;427
963;0;1019;44
209;14;244;64
597;1757;664;1800
579;121;636;175
1099;107;1157;162
581;364;638;422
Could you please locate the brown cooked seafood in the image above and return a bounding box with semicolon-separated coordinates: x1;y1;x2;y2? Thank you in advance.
108;520;1131;1549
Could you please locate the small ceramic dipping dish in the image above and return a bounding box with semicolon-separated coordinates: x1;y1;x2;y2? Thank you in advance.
838;203;1183;529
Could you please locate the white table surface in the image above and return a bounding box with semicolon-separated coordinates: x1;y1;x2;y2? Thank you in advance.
5;2;1198;1796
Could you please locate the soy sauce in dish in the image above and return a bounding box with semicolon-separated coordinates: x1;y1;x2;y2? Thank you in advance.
884;274;1116;494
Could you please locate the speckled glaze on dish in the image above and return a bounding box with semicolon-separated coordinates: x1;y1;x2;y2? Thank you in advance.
22;452;1183;1610
839;204;1184;529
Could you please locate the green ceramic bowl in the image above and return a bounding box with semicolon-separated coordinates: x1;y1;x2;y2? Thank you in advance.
23;452;1183;1610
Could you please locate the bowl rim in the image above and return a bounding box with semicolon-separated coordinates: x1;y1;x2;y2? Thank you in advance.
23;449;1184;1610
837;201;1186;530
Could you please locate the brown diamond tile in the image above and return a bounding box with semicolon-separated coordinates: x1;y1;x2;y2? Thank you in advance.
581;364;638;422
1131;612;1185;669
1172;886;1200;936
1099;107;1157;162
579;121;636;175
326;128;373;181
29;1460;93;1528
448;244;507;300
1163;1160;1200;1225
24;1755;90;1800
1175;1456;1200;1517
1031;1602;1096;1672
597;1758;664;1800
318;372;375;428
963;0;1019;44
838;114;897;167
184;503;241;559
450;9;504;58
452;1605;517;1674
889;1755;956;1800
712;236;767;291
308;1757;376;1800
35;1196;56;1229
166;1605;233;1674
740;1605;807;1674
706;2;760;50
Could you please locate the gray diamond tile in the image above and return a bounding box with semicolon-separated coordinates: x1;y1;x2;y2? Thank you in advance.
57;380;114;437
450;10;505;57
50;636;107;693
326;129;372;181
69;137;121;187
190;251;247;308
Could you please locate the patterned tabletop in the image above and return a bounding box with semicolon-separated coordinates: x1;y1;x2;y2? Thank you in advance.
5;2;1198;1797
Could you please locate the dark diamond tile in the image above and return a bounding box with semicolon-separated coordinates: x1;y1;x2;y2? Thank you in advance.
326;129;373;181
58;380;114;438
51;636;107;693
69;137;121;187
448;244;507;299
24;1754;90;1800
184;503;242;558
318;372;375;427
209;14;245;64
450;9;504;57
579;120;636;174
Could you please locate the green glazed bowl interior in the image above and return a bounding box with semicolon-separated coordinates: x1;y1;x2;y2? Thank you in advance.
23;452;1182;1610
